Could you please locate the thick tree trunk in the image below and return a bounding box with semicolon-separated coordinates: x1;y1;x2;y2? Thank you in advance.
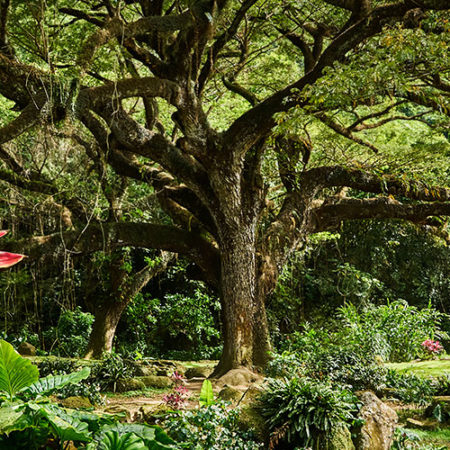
212;226;272;376
84;300;128;359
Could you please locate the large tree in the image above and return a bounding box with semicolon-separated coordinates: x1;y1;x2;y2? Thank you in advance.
0;0;449;375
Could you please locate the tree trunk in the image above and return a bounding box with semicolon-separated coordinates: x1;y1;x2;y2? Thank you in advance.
84;299;128;359
212;226;272;376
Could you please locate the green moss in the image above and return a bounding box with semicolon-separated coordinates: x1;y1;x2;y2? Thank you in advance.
385;360;450;377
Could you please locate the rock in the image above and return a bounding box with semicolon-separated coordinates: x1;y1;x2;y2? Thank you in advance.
238;404;269;444
138;375;172;388
60;396;92;409
140;404;172;423
215;368;262;388
354;391;398;450
104;405;142;422
239;385;263;405
185;366;212;379
321;424;355;450
133;364;155;377
116;378;146;393
218;386;243;404
17;342;36;356
406;418;439;431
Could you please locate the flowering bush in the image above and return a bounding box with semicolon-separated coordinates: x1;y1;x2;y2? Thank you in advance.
163;371;190;409
421;339;443;357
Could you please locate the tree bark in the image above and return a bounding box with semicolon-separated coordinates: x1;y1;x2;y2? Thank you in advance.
84;299;128;359
212;225;272;376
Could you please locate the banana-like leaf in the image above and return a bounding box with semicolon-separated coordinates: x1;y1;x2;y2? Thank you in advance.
37;403;91;442
22;366;91;397
97;431;147;450
0;340;39;400
97;424;177;449
199;379;214;407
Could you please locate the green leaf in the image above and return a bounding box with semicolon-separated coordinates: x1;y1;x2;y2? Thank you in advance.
199;379;214;407
0;340;39;400
22;366;91;397
38;404;91;442
97;431;147;450
0;403;29;434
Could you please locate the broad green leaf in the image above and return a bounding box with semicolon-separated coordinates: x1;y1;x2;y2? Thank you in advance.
22;366;91;397
199;379;214;407
38;403;91;442
97;431;147;450
0;340;39;400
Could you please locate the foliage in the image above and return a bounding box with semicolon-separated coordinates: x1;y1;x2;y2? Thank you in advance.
43;307;94;357
386;370;436;405
93;353;135;392
162;371;189;410
164;402;262;450
391;428;448;450
338;300;448;362
0;343;176;449
199;379;215;407
258;377;358;448
0;340;39;400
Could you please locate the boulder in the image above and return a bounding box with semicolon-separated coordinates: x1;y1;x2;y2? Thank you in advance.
354;391;398;450
185;366;212;379
116;378;146;393
138;375;172;388
215;368;262;388
238;404;268;444
18;342;36;356
321;424;355;450
218;386;243;404
60;396;92;409
140;404;172;423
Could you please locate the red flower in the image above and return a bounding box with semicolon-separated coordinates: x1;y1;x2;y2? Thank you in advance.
0;231;25;268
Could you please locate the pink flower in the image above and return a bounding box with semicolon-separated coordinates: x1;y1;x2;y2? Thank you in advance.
0;231;26;268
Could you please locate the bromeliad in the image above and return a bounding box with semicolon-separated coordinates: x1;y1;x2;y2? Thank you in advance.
0;230;25;268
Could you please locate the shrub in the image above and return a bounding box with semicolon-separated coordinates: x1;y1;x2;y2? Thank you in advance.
386;370;436;405
43;307;94;357
258;377;358;448
338;300;449;362
164;402;262;449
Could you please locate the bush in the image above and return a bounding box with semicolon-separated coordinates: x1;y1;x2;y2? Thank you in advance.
258;377;358;449
386;370;436;405
164;402;262;449
43;307;94;357
338;300;449;362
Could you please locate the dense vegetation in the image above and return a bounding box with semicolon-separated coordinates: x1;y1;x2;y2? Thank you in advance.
0;0;449;448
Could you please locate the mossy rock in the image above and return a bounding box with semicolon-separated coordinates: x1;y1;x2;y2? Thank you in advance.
215;368;262;388
406;418;440;431
137;375;172;388
116;378;146;392
185;366;212;379
218;386;243;404
59;396;92;409
238;404;268;444
140;404;172;424
321;424;355;450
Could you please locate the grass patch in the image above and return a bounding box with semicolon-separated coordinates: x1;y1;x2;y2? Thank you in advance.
386;359;450;377
105;386;170;398
403;427;450;448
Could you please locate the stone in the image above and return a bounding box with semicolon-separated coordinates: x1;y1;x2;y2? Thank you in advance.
238;405;269;444
138;375;172;388
104;405;142;422
321;424;355;450
185;366;212;379
60;396;92;409
215;368;262;388
17;342;36;356
354;391;398;450
116;378;146;393
218;386;243;404
427;396;450;421
406;418;439;431
239;385;263;405
140;404;172;423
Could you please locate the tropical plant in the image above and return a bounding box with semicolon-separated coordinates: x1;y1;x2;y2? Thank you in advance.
0;231;25;269
258;377;358;448
0;340;177;449
164;401;262;450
